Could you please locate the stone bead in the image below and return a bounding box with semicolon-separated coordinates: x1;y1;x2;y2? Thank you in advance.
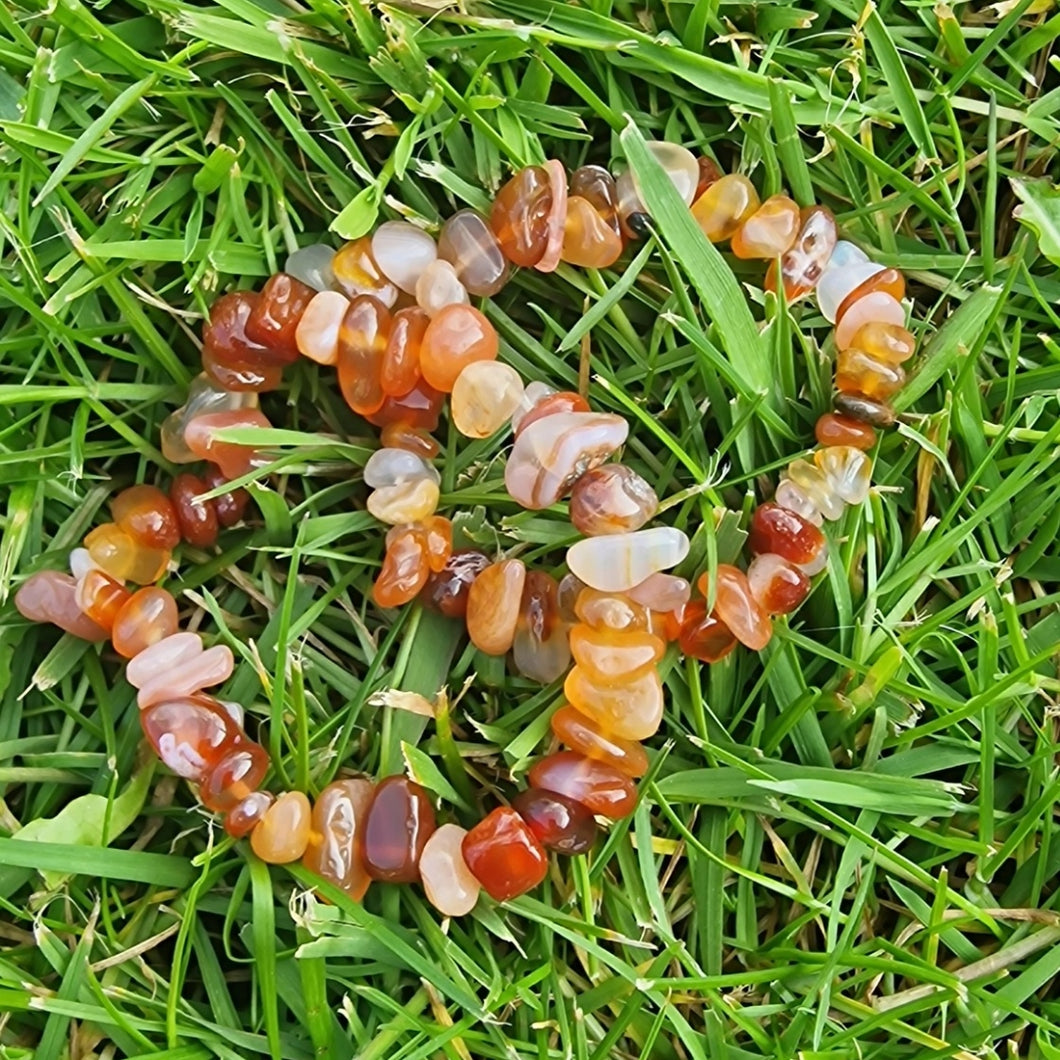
746;553;810;615
815;413;876;450
633;141;700;206
380;307;428;397
414;260;469;318
512;788;597;855
730;195;801;260
850;322;916;364
74;569;131;631
749;502;827;565
332;237;398;306
170;473;219;548
785;459;845;521
373;525;430;608
814;445;871;505
466;559;526;656
836;348;906;400
202;465;250;528
564;664;664;740
364;447;439;490
550;705;649;777
16;570;108;640
380;422;439;458
817;257;884;323
506;412;628;510
422;516;453;573
184;408;272;481
285;244;336;292
199;743;270;813
451;361;525;438
419;823;481;916
161;375;259;465
302;778;374;900
513;390;590;438
362;776;436;883
84;523;169;585
556;573;586;622
615;169;649;239
202;291;280;366
295;290;349;366
574;588;651;632
835;292;905;351
112;485;181;550
533;159;568;274
691;174;760;242
835;268;905;326
371;221;437;294
627;573;691;613
774;478;824;526
250;791;312;864
69;548;99;581
437;209;510;297
140;694;242;780
512;571;571;684
126;632;235;709
337;295;390;417
245;273;316;361
569;165;621;238
695;157;723;199
568;623;664;681
771;207;837;301
490;165;553;267
367;479;440;525
677;600;737;663
566;526;690;593
568;464;658;536
224;791;274;839
561;196;622;269
419;305;498;392
422;549;491;618
528;751;637;819
201;343;282;394
697;565;772;651
461;807;548;902
111;587;179;658
834;392;896;427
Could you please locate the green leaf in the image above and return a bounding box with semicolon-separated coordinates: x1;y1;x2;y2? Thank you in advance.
1011;178;1060;266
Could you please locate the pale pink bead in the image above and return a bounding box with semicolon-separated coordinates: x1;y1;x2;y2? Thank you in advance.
183;410;271;480
510;381;556;433
126;632;235;709
371;221;438;294
534;159;568;273
126;632;203;687
15;571;108;641
415;260;469;317
835;292;905;350
419;823;481;917
627;572;691;612
295;291;349;365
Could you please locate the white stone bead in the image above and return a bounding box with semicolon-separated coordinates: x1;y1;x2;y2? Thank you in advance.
69;548;99;580
566;526;690;592
633;142;699;206
295;291;349;366
774;479;824;526
510;381;556;433
415;260;469;317
363;447;439;489
371;221;438;294
420;824;480;917
816;257;884;323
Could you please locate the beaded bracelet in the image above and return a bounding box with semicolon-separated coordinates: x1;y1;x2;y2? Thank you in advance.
16;139;918;916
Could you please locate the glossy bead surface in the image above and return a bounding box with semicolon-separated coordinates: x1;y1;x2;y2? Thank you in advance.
513;390;590;438
367;479;440;525
202;291;275;365
561;196;622;269
564;664;664;740
202;465;249;528
615;169;649;238
695;157;723;198
835;292;905;350
533;159;567;273
566;526;689;593
421;515;453;573
836;348;906;400
224;791;274;839
815;445;871;505
332;237;398;306
569;623;664;681
140;694;241;780
633;141;700;206
451;361;525;438
835;268;905;326
170;473;219;548
414;259;469;317
437;209;509;297
295;290;348;366
126;632;235;709
749;502;827;565
834;392;896;427
569;464;658;536
461;807;548;902
362;776;436;883
419;305;498;393
184;409;271;481
84;523;169;585
785;459;845;522
422;549;490;618
772;207;837;301
512;787;597;855
380;307;427;397
550;705;649;777
419;823;481;917
250;791;312;864
569;165;621;237
849;322;916;364
490;166;553;267
678;600;737;663
747;553;810;615
512;571;571;684
199;743;270;813
730;195;800;259
111;587;179;658
112;485;181;550
16;570;108;640
373;525;430;608
698;565;772;651
245;273;316;361
817;256;883;323
303;778;374;900
574;588;650;632
627;572;691;613
74;569;131;631
506;412;628;510
371;221;437;294
466;559;526;656
774;478;824;526
815;413;877;450
691;174;760;242
528;751;637;819
379;421;439;458
364;447;439;489
160;374;259;465
201;343;282;394
337;295;389;416
285;244;335;292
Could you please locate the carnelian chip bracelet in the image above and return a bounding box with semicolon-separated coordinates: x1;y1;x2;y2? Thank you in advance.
16;140;923;915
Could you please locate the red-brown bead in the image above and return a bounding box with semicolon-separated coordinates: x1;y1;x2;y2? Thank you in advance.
112;485;182;550
202;465;250;527
362;776;436;883
421;549;491;618
748;502;827;565
199;742;270;813
461;806;548;901
512;787;597;855
677;599;738;663
244;273;315;362
527;751;637;819
814;413;877;451
170;473;219;548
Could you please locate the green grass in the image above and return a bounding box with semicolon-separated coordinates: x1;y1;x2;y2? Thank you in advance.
2;0;1060;1056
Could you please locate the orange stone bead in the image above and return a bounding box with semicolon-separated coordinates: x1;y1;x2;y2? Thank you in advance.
380;306;428;397
834;292;905;351
550;704;649;777
461;806;548;901
84;523;169;585
379;421;440;458
769;206;837;301
568;464;658;536
184;408;272;481
421;549;490;618
303;778;374;901
203;291;285;368
111;587;179;658
561;196;623;269
250;791;312;864
362;776;436;884
574;588;650;632
224;791;274;838
691;174;760;242
372;525;430;609
697;566;772;651
569;165;621;238
677;599;737;663
835;268;906;326
244;273;316;362
730;195;801;260
140;694;242;780
814;413;877;451
74;569;131;631
366;379;445;432
421;515;453;573
201;344;283;394
112;485;181;550
490;165;553;267
528;751;637;819
437;209;510;297
836;348;906;400
564;664;664;741
199;742;270;813
170;473;219;547
568;623;664;681
337;295;389;417
849;322;916;364
511;787;597;855
746;553;810;615
332;237;398;306
748;502;827;565
419;305;498;393
466;559;526;656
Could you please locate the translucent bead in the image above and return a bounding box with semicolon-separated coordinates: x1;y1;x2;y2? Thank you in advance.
785;459;845;521
564;664;664;740
695;157;723;199
111;587;179;658
380;307;428;398
69;548;98;581
627;572;691;613
362;776;436;883
774;478;824;526
245;273;316;361
202;465;249;528
437;209;509;297
372;524;430;608
490;165;554;267
466;558;526;656
512;570;571;684
224;791;274;838
836;348;906;400
835;268;905;326
461;807;547;902
528;751;637;819
561;196;622;269
332;237;398;306
126;631;235;709
814;445;871;505
371;220;437;294
505;412;629;509
414;259;469;318
419;304;498;392
170;473;219;548
834;393;896;427
366;478;440;525
160;374;259;465
201;342;281;394
421;549;490;618
16;570;108;640
200;743;270;813
250;791;312;864
534;159;568;274
337;295;389;417
568;464;658;536
285;244;336;292
84;523;169;585
363;447;439;489
746;553;810;615
816;258;884;323
677;600;737;663
380;421;438;458
814;413;876;450
202;291;277;367
748;502;827;565
849;322;916;364
569;165;621;238
835;292;905;350
550;704;649;777
511;787;597;855
698;565;772;651
730;195;801;259
113;485;181;550
574;588;651;632
451;361;525;438
633;141;699;206
140;694;241;779
184;409;272;481
771;207;837;301
691;174;760;242
615;169;649;239
566;526;690;593
295;290;349;366
302;778;374;901
513;389;589;438
568;623;664;681
419;823;481;916
74;568;131;631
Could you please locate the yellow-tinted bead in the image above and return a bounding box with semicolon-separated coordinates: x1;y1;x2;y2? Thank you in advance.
849;322;916;364
691;174;759;242
730;195;800;259
836;349;906;399
251;791;312;864
560;196;623;269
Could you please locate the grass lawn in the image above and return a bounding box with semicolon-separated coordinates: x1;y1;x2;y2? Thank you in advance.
2;0;1060;1056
